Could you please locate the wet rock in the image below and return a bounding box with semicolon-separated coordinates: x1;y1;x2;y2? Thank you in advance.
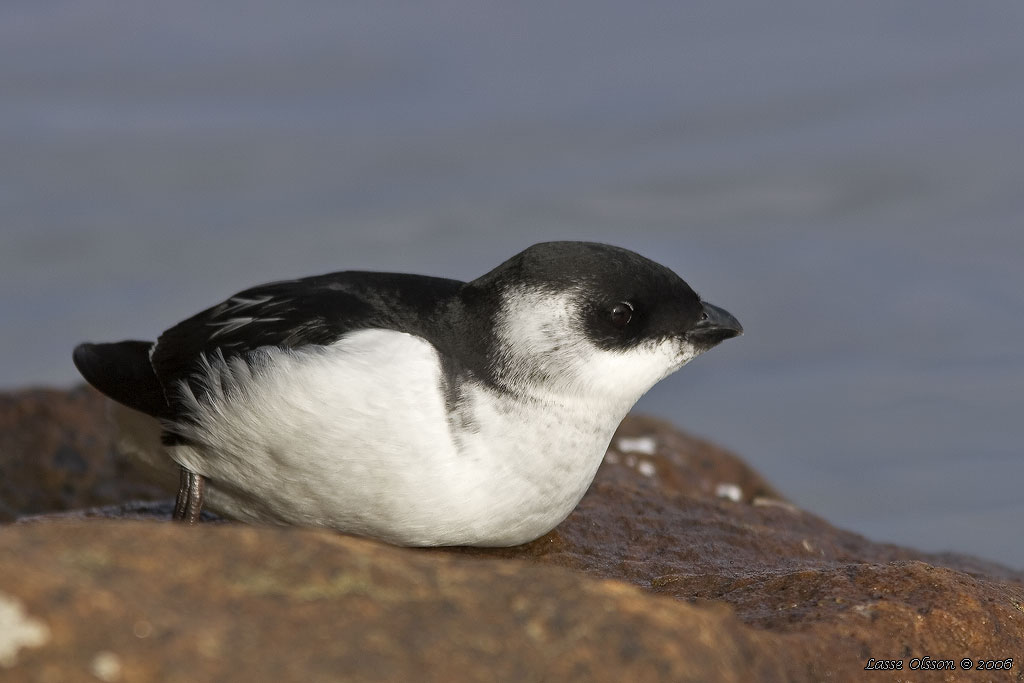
2;388;1023;681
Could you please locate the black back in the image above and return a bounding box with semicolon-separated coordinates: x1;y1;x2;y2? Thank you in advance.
151;272;468;390
74;272;476;419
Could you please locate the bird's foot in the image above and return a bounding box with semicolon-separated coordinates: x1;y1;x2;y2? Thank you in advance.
173;466;206;524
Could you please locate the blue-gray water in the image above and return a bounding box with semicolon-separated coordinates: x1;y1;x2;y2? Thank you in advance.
2;2;1022;567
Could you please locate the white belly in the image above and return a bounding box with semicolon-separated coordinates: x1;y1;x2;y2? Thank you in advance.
158;330;623;546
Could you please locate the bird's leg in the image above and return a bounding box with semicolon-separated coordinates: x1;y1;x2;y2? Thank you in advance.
173;465;206;524
173;467;188;519
184;471;205;523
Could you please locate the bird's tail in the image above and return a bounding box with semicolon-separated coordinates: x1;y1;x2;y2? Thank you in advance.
72;341;169;418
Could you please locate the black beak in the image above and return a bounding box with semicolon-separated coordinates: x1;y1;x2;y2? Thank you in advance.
686;302;743;348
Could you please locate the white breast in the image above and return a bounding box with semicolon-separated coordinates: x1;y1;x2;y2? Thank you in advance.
444;384;624;546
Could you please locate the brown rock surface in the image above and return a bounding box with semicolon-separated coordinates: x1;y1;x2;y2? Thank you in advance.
0;388;164;520
2;522;797;682
2;388;1023;681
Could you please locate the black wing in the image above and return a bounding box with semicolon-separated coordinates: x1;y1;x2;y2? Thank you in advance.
151;270;465;392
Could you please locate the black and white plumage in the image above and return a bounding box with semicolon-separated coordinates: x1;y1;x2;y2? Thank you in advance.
73;241;742;546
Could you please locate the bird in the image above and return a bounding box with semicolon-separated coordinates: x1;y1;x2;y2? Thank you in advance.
73;241;742;547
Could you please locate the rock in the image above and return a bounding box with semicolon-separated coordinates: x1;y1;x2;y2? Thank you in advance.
0;387;165;521
1;387;1023;681
1;522;797;682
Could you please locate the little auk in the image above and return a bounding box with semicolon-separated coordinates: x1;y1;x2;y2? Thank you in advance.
73;241;742;546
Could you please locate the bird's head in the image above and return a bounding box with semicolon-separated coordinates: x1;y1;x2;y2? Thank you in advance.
470;241;742;409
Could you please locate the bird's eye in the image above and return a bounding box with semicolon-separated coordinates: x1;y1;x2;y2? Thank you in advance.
609;302;633;329
699;309;709;321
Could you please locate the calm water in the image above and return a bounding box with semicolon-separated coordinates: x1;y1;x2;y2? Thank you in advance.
2;2;1022;567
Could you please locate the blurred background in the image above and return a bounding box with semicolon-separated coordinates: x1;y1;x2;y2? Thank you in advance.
2;2;1022;567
